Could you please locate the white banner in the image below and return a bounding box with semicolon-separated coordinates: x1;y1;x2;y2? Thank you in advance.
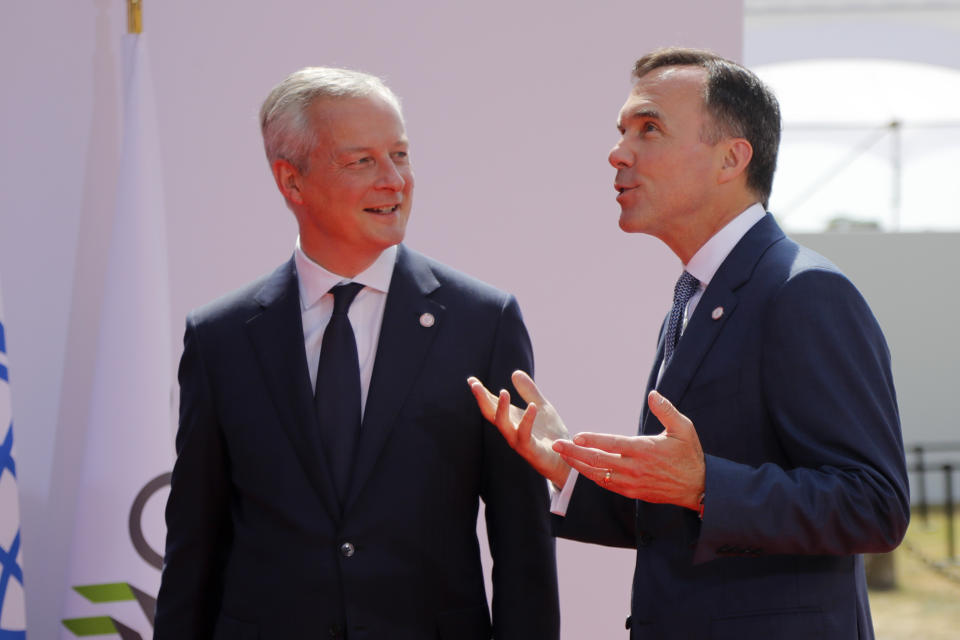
61;33;175;640
0;286;26;639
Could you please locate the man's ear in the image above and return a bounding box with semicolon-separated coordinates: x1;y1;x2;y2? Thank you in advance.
717;138;753;185
272;159;304;205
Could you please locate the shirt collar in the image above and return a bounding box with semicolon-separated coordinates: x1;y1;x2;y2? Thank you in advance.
685;203;766;288
293;239;397;310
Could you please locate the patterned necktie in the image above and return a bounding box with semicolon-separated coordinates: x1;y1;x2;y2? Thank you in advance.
315;282;365;505
663;271;699;367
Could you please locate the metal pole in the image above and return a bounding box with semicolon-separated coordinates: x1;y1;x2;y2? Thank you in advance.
945;464;955;563
915;446;928;526
890;120;901;231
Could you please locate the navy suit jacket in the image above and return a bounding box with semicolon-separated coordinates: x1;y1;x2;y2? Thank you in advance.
154;245;559;640
555;215;909;639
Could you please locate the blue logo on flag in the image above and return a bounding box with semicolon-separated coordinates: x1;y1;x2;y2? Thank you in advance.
1;315;27;639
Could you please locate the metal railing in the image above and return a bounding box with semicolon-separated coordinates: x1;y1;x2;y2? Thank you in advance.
908;442;960;563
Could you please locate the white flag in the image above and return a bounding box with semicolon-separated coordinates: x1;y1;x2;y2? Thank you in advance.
0;286;26;639
61;33;175;640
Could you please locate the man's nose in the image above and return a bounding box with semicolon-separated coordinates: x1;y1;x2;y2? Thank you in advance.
378;160;406;191
609;141;631;169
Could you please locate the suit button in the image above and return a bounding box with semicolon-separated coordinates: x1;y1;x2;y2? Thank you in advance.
625;615;633;629
339;542;355;558
328;623;344;638
638;532;653;547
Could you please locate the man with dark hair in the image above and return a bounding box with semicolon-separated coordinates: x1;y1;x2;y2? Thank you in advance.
470;48;908;639
154;67;560;640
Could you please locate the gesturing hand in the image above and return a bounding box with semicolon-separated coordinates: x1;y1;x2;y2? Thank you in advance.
552;390;705;511
467;370;572;488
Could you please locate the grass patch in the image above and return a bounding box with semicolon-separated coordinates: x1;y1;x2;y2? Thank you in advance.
870;507;960;640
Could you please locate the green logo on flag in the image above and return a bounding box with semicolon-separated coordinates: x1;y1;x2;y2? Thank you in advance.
62;473;170;638
62;582;155;640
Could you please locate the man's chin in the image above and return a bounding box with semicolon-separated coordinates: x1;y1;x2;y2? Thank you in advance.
370;226;408;250
618;211;647;233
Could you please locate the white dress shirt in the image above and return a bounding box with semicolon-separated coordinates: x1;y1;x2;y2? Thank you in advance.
551;203;767;515
294;240;397;420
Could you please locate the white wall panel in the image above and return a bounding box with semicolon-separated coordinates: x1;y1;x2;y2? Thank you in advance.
0;2;742;637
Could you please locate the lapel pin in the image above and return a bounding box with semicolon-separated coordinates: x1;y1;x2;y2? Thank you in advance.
419;312;435;328
711;306;724;320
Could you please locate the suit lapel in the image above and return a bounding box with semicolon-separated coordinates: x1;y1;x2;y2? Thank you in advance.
638;319;667;434
644;214;785;431
656;287;740;408
244;257;342;520
346;245;443;509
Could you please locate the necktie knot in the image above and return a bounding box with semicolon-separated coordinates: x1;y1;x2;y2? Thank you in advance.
330;282;364;316
673;271;699;305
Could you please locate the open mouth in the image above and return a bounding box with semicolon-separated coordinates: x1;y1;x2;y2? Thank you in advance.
364;205;400;214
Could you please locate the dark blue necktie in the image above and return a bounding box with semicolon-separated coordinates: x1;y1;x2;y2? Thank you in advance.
315;282;365;505
663;271;699;367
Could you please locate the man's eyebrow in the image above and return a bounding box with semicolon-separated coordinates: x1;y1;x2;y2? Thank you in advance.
621;108;662;128
339;140;409;155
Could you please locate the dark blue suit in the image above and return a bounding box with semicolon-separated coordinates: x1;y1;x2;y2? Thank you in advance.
155;245;560;640
555;215;908;639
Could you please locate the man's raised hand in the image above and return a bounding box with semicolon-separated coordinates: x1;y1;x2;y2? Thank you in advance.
467;370;572;488
552;390;705;510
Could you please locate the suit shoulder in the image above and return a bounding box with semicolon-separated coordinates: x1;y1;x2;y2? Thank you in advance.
187;259;295;328
753;236;857;296
759;238;877;321
760;235;840;277
738;234;880;331
405;247;516;309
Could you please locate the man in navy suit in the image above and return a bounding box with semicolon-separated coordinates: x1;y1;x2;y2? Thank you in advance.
154;67;559;640
470;48;908;639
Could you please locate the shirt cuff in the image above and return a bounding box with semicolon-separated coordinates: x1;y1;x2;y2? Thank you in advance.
549;469;580;516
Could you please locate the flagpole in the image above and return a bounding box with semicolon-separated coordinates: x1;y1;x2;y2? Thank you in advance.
128;0;142;34
61;3;175;634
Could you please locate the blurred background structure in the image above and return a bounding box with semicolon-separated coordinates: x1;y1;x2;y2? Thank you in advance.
747;7;960;636
745;0;960;501
746;0;960;232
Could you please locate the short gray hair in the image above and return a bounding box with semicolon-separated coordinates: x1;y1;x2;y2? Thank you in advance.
259;67;403;173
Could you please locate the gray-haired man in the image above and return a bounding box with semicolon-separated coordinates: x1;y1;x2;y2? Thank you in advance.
154;67;559;640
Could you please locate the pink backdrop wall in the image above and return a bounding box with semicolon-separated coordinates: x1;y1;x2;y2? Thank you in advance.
0;1;742;637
